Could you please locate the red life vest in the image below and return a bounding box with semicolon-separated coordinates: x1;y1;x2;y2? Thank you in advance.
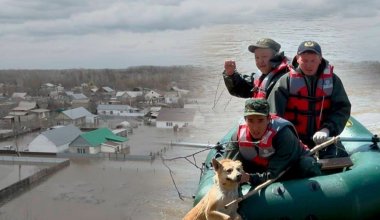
237;115;294;168
253;58;289;98
284;64;334;140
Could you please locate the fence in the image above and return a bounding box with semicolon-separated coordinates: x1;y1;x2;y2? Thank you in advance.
57;152;153;161
0;158;69;205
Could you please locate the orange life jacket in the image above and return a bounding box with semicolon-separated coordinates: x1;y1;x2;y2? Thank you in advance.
237;115;295;168
284;65;334;140
253;58;288;98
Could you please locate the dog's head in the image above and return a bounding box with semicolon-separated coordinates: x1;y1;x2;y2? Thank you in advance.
212;158;243;190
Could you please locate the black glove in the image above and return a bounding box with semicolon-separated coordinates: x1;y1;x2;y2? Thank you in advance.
249;172;271;185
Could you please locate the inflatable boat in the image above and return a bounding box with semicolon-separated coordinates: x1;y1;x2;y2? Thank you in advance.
192;117;380;219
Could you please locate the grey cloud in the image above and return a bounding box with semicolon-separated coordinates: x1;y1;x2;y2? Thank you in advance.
0;0;379;37
278;0;380;19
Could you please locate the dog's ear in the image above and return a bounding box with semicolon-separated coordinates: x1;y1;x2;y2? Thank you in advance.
235;160;242;168
212;159;221;171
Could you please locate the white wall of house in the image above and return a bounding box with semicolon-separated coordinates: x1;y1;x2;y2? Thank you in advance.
98;109;144;117
85;115;99;124
89;146;101;154
156;121;189;129
28;135;68;153
164;96;180;104
101;144;120;153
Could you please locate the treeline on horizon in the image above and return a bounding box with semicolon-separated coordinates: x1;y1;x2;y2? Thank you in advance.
0;65;202;94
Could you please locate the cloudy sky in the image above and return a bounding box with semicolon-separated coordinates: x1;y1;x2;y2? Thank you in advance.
0;0;379;69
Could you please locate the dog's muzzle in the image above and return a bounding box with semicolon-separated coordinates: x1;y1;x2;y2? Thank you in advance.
227;174;242;182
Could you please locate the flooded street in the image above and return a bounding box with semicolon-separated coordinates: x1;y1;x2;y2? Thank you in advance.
1;22;380;219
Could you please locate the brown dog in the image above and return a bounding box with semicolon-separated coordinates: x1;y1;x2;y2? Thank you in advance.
183;158;243;220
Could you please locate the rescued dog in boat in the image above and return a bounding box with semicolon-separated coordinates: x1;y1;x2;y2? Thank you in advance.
183;158;243;220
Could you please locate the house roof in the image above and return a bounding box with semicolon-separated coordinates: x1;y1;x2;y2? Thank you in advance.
171;86;190;94
97;104;138;111
12;101;37;111
125;91;143;98
44;83;55;87
30;109;50;113
156;108;196;122
116;91;126;97
11;92;27;99
150;106;161;112
80;128;127;147
71;93;88;100
42;124;82;146
62;107;94;120
102;87;114;93
9;111;28;116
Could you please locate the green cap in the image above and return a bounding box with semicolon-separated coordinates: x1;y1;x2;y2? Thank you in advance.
244;98;270;116
248;38;281;53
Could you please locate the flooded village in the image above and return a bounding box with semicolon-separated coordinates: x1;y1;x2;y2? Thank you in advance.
0;67;206;219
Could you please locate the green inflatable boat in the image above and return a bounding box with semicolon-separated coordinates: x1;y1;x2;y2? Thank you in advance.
193;117;380;219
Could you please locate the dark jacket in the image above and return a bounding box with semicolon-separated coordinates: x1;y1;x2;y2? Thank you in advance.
223;52;289;99
224;123;306;179
267;57;351;147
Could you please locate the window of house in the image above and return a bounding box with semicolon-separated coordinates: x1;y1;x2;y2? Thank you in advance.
166;122;173;127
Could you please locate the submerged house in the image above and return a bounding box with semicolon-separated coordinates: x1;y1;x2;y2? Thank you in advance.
28;124;82;153
156;108;196;129
69;127;128;154
56;107;98;127
97;104;144;117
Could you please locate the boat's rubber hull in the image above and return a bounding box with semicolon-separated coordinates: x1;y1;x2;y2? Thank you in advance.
193;117;380;219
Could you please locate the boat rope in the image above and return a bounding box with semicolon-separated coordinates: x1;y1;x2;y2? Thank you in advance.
212;77;223;109
161;156;186;200
160;143;226;200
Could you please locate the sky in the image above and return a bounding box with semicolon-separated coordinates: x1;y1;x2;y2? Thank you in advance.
0;0;379;69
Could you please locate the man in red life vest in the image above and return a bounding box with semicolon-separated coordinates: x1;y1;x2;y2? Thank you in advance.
268;41;351;158
224;98;321;186
223;38;289;99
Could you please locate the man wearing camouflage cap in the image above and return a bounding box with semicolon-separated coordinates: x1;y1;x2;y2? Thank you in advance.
268;40;351;159
224;98;321;186
223;38;289;99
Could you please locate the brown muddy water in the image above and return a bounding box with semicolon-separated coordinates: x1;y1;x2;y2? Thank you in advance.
0;61;380;220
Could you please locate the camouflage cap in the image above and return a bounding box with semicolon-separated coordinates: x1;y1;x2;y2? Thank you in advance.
297;40;322;56
248;38;281;53
244;98;270;116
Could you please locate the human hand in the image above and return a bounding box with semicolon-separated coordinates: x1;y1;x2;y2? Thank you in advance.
224;60;236;76
313;128;330;144
248;172;270;185
240;172;251;183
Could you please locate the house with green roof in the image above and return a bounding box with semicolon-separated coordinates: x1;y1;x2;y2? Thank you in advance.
69;127;128;154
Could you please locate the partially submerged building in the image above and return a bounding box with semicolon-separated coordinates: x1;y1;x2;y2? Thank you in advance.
28;124;82;153
69;127;129;154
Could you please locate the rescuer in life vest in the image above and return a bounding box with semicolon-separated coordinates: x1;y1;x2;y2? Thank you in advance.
268;40;351;159
224;98;321;186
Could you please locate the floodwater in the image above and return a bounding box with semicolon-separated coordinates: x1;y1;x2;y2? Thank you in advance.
1;22;380;220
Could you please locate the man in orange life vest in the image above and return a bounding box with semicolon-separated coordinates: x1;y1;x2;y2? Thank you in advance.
224;98;321;186
268;41;351;159
223;38;289;99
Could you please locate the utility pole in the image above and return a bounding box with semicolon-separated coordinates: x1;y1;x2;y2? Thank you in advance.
11;116;21;157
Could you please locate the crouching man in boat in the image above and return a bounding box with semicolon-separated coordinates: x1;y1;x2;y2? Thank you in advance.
224;98;321;186
268;40;351;159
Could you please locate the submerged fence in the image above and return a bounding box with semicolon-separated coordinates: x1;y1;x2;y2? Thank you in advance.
0;157;70;205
